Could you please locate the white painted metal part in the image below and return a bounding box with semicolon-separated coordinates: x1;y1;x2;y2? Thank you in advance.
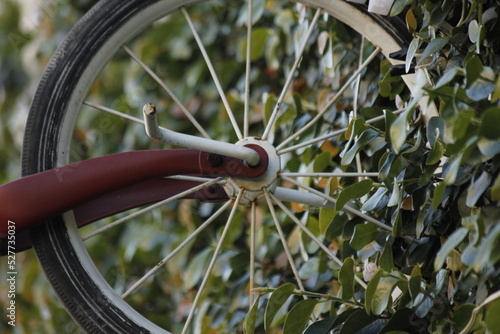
142;103;261;166
223;137;281;204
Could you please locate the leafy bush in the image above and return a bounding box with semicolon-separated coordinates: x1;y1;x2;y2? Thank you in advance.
249;1;500;333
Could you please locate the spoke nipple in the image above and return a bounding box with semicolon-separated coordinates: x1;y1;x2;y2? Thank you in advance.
143;103;156;115
207;153;224;167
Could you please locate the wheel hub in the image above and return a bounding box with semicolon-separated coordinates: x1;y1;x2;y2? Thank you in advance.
222;137;280;205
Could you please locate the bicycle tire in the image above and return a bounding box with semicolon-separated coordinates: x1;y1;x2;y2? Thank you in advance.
23;0;421;332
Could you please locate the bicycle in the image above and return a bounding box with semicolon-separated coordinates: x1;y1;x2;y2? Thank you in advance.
1;0;466;332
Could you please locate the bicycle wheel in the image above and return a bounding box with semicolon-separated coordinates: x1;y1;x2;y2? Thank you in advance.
23;0;436;332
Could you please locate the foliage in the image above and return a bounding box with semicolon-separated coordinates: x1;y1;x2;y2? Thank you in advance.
250;1;500;333
2;0;500;333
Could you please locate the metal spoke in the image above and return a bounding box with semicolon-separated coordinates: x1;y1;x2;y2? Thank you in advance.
82;178;224;240
262;188;308;295
276;47;381;151
181;7;243;140
277;107;405;155
353;38;366;182
84;100;144;125
268;192;368;289
279;174;392;232
181;188;244;334
122;46;211;139
262;8;322;141
166;175;217;183
282;172;379;178
249;201;256;307
243;0;253;138
121;200;232;299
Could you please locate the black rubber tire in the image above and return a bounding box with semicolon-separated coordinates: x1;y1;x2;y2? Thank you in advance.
22;0;411;332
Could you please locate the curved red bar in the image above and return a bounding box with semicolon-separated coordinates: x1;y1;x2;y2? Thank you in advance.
0;146;268;242
0;150;199;238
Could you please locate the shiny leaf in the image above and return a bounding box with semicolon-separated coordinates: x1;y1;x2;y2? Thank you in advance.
350;223;378;251
335;179;373;210
283;299;319;334
339;257;355;300
265;283;296;330
434;227;469;271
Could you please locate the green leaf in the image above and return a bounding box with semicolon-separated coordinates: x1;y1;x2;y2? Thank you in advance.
370;275;401;315
466;66;495;101
480;108;500;140
387;180;401;207
473;224;500;272
492;73;500;102
283;299;319;334
237;0;265;26
313;151;332;173
184;248;213;290
434;227;469;271
466;172;491;207
244;295;260;334
319;208;338;235
241;27;271;61
379;308;414;333
485;299;500;332
465;57;484;87
468;20;482;54
417;37;449;65
384;110;397;143
304;317;337;334
406;37;420;73
365;269;383;315
443;152;464;185
477;138;500;157
339;308;377;334
361;187;388;211
390;108;411;153
491;174;500;201
341;129;379;166
435;67;460;88
380;238;394;271
335;179;373;210
426;139;444;165
408;265;422;300
265;283;296;330
350;223;378;251
453;303;476;333
390;0;414;16
427;117;445;147
339;257;355;300
432;182;447;210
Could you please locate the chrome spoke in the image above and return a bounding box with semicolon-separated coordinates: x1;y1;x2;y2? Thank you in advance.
122;46;211;139
263;188;307;295
181;7;243;140
84;100;144;124
262;8;322;141
276;47;381;151
278;107;405;155
269;191;368;289
353;38;366;181
243;0;253;138
121;200;232;299
181;188;244;334
249;201;256;307
83;178;224;240
279;174;392;232
166;175;217;183
282;172;379;178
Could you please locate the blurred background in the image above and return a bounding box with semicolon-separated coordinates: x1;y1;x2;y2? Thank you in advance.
1;1;98;332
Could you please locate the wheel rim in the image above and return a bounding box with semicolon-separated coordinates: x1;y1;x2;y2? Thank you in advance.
29;0;427;332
